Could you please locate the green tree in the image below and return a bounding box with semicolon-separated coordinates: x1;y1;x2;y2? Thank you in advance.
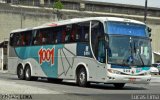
53;0;63;9
53;0;63;20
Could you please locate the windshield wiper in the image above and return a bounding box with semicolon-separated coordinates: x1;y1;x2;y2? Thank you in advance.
133;41;145;66
128;40;134;64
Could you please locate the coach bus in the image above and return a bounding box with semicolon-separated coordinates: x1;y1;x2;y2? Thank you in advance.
8;17;152;88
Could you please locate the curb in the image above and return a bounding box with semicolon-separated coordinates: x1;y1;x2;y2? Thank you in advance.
0;70;8;73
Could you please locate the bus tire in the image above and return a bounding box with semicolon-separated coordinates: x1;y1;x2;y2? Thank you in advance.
17;65;25;80
24;65;32;81
113;83;125;89
77;67;90;87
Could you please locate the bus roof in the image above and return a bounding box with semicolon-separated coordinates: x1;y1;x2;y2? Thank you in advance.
10;28;33;33
10;17;145;33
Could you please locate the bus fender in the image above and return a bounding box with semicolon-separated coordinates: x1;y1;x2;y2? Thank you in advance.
75;63;90;81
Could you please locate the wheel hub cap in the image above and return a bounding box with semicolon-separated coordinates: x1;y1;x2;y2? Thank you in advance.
79;72;85;83
26;69;29;78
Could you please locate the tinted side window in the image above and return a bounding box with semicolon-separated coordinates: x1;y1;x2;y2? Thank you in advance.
10;30;32;46
91;21;104;60
10;33;19;46
32;27;64;45
60;22;90;43
17;31;32;46
23;31;32;46
77;22;90;42
32;28;52;45
50;26;63;44
51;26;70;44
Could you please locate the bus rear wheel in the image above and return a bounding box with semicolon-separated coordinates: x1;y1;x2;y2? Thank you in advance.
77;67;90;87
24;66;32;81
24;65;38;81
113;83;125;89
17;65;24;80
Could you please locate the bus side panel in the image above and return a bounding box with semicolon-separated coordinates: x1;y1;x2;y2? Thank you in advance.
26;46;48;77
57;44;77;79
14;45;64;78
72;57;107;83
8;46;19;74
37;45;64;78
56;42;107;82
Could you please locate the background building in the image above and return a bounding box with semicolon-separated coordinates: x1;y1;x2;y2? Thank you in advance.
0;0;160;63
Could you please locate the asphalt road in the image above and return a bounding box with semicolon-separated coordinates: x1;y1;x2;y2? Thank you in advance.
0;72;160;100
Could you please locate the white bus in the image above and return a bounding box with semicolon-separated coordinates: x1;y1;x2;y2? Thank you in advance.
8;17;152;88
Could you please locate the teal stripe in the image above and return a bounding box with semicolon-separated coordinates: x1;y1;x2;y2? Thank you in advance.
15;45;64;78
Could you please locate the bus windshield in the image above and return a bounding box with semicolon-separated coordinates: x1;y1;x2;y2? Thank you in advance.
106;21;152;66
108;36;151;66
106;21;148;37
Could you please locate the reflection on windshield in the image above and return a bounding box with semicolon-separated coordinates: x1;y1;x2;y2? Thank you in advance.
108;36;151;66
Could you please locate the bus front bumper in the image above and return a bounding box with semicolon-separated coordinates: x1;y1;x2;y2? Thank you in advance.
106;74;151;84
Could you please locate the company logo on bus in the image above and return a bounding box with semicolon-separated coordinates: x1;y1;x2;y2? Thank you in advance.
38;47;54;65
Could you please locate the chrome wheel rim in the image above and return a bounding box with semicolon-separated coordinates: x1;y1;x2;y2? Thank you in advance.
26;69;29;78
19;68;23;76
79;72;85;83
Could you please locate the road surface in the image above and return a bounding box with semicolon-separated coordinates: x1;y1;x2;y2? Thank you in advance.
0;72;160;100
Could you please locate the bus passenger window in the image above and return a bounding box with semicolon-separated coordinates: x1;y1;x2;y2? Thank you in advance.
78;22;90;42
21;35;25;45
85;32;89;41
17;34;25;46
36;32;47;45
81;27;89;42
65;25;71;43
38;33;43;45
33;38;38;45
70;31;75;42
42;34;47;44
76;32;80;41
65;34;70;42
11;31;32;46
56;30;62;43
70;24;77;42
62;30;66;43
9;34;14;46
16;35;21;46
52;32;57;44
25;33;31;45
33;32;39;45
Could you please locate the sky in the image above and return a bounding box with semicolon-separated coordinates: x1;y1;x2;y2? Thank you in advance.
87;0;160;8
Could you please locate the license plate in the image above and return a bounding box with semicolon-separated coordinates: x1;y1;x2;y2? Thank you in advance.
129;78;136;82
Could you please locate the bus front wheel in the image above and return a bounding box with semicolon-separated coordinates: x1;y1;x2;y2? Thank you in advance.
17;65;24;80
77;67;90;87
113;83;125;89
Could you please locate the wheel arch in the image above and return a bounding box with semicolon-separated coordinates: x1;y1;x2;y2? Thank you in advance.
75;63;89;81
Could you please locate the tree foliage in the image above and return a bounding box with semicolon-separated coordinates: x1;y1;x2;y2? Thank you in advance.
53;0;63;10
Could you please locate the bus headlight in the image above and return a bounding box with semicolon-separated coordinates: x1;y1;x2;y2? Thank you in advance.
108;69;121;74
